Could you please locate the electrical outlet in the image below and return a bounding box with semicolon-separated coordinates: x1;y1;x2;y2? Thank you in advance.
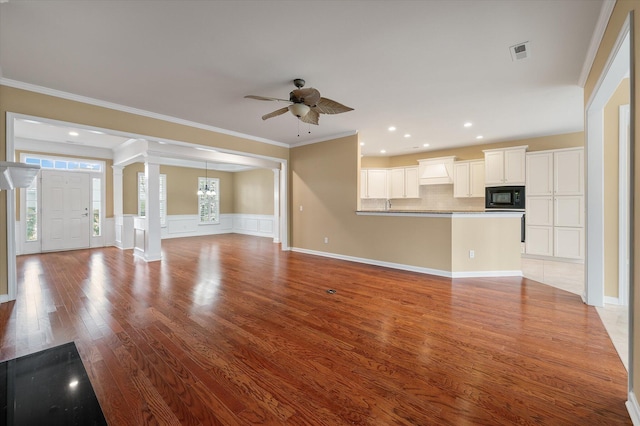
469;250;475;259
324;237;329;244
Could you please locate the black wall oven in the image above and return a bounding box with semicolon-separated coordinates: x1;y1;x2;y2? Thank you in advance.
485;186;526;242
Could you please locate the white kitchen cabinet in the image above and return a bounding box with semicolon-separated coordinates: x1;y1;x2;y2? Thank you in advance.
525;148;584;259
526;226;554;256
483;146;527;186
554;227;585;259
554;149;584;195
361;169;388;199
405;166;419;198
453;160;485;198
526;152;553;196
389;166;419;199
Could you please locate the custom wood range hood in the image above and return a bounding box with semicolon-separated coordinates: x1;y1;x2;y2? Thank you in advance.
418;156;456;185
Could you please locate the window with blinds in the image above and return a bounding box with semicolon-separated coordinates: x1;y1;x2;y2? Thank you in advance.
138;172;167;226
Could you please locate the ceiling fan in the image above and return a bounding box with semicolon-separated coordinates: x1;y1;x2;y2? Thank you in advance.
244;78;353;125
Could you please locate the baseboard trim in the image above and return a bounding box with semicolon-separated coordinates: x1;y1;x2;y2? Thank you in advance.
626;391;640;425
291;247;454;278
290;247;522;279
604;296;622;305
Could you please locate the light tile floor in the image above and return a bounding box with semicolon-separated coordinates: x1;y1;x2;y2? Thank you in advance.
521;257;628;370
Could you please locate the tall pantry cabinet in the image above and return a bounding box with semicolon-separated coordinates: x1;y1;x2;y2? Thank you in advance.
525;148;584;259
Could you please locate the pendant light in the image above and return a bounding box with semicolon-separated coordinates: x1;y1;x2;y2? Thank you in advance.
197;161;216;198
197;161;208;196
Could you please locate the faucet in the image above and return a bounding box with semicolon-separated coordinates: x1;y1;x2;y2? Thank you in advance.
386;199;392;210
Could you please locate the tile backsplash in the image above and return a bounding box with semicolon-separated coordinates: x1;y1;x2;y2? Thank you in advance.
361;184;484;211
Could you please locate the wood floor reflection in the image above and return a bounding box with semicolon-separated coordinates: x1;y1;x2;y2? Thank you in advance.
1;234;630;425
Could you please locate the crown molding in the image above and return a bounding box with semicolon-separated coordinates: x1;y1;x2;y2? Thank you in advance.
578;0;616;87
0;78;289;149
288;130;359;149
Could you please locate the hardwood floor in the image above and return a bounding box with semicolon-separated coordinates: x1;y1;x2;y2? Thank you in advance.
1;234;630;425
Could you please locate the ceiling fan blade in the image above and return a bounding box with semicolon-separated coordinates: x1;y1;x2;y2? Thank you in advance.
245;95;291;103
315;97;354;115
262;107;289;121
290;88;321;107
299;108;319;125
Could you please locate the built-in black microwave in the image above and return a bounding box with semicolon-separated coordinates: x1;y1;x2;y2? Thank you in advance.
485;186;525;210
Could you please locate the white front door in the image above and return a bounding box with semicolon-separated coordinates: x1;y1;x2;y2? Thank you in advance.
41;170;91;251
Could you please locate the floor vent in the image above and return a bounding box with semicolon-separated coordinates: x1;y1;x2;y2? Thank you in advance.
510;41;530;61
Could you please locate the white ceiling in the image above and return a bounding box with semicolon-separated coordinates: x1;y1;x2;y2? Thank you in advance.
0;0;605;157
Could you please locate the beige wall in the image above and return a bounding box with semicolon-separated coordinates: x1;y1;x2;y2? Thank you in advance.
603;78;630;299
361;131;584;168
122;163;235;215
585;0;638;395
291;134;521;273
234;168;274;215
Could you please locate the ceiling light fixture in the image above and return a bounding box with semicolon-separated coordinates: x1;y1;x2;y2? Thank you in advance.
68;131;79;136
359;142;365;146
197;162;217;198
288;103;310;118
388;126;396;132
423;143;430;147
404;134;411;138
380;149;386;154
476;135;484;140
464;122;472;128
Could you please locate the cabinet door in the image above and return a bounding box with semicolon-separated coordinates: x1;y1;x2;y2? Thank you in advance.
367;169;388;199
404;167;419;198
469;161;485;197
526;152;553;196
527;196;553;226
554;149;584;195
526;226;553;256
504;148;526;184
555;195;584;227
360;170;367;198
453;162;470;198
554;227;584;259
484;151;504;185
389;168;405;198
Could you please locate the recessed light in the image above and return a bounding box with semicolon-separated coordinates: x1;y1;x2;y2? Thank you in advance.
464;122;472;128
359;142;365;146
423;143;430;147
380;149;387;154
69;379;79;388
476;135;484;140
68;131;79;136
404;134;411;138
388;126;396;132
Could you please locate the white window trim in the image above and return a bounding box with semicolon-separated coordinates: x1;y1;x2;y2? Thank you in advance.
138;172;167;227
198;177;220;224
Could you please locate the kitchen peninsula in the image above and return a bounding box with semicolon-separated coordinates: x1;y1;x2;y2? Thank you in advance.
355;209;523;278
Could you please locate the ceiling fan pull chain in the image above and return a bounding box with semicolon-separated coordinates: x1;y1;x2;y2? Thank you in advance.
297;118;300;137
308;122;311;135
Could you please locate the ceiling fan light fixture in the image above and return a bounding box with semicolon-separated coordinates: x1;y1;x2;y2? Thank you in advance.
288;103;310;118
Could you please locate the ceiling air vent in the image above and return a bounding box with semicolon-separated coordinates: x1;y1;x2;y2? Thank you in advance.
510;41;530;61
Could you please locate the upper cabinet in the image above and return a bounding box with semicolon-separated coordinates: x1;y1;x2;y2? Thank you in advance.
483;146;527;186
361;169;388;199
389;166;419;199
453;160;485;198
